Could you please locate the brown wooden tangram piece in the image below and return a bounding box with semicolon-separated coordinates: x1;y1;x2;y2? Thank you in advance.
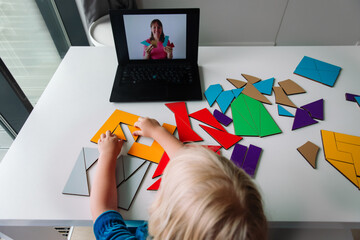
297;141;320;169
241;74;261;84
242;83;272;105
273;86;297;108
226;78;247;88
278;79;306;95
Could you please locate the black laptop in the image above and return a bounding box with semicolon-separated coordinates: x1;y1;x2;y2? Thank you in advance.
109;8;202;102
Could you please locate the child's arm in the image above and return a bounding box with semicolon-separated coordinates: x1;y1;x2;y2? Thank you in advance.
133;117;184;158
90;130;123;222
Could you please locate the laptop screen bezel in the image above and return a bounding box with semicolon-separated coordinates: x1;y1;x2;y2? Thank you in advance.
109;8;200;65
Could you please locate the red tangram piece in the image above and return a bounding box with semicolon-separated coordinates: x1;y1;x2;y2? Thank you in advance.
165;102;190;124
147;178;162;191
152;152;169;178
203;145;222;155
189;108;226;132
200;124;242;149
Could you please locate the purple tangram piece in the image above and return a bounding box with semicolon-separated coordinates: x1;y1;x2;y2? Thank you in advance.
292;108;318;130
300;99;324;120
242;145;262;177
345;93;360;102
213;109;233;126
230;144;247;168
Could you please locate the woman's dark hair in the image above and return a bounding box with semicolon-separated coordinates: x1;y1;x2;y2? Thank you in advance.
150;19;165;43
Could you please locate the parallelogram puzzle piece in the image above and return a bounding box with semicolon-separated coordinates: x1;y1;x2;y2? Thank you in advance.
226;78;247;88
199;124;242;149
83;147;100;170
204;84;223;107
241;74;261;84
278;79;306;95
301;99;324;120
216;90;235;113
273;86;297;108
278;105;294;117
242;144;262;177
292;108;318;130
213;109;233;126
242;83;272;105
297;141;320;169
345;93;360;102
147;177;162;191
63;149;89;196
230;144;248;168
253;78;275;95
189;108;226;131
163;36;169;47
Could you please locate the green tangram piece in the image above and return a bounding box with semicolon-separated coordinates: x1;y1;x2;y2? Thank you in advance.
231;94;281;137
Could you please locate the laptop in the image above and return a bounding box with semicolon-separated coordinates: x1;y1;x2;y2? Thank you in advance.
109;8;202;102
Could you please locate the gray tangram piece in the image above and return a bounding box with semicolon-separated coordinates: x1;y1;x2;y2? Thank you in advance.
117;161;150;210
122;155;146;180
83;147;100;170
116;155;125;186
63;149;89;196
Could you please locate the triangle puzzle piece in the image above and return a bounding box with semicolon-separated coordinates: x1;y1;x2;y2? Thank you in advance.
241;74;261;84
273;86;297;108
147;177;162;191
199;124;242;149
213;109;233;126
292;108;318;130
189;108;226;132
226;78;247;88
216;90;235;113
242;83;272;105
301;99;324;120
278;105;294;117
278;79;306;95
232;88;244;98
113;124;127;141
355;96;360;107
203;145;222;155
63;149;89;196
116;155;125;186
297;141;319;169
83;147;100;170
204;84;223;107
259;102;282;137
123;155;146;180
152;152;169;179
253;78;274;95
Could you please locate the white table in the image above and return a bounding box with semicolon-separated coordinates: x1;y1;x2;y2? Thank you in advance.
0;46;359;228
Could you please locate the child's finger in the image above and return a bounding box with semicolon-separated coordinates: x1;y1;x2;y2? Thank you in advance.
106;130;112;137
132;130;142;136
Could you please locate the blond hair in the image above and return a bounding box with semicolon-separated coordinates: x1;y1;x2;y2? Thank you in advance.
148;146;267;240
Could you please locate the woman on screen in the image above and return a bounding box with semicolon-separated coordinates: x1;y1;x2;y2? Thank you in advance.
143;19;173;60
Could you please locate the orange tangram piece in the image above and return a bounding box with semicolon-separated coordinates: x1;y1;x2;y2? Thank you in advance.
128;123;176;163
200;124;242;150
321;130;360;189
147;177;162;191
91;109;140;143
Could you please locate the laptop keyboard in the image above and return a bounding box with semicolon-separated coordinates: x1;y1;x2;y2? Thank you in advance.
120;63;195;84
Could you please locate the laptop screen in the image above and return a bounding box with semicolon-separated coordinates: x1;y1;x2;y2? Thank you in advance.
110;9;199;64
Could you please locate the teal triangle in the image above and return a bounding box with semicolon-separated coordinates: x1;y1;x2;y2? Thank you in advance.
314;58;341;72
232;88;244;98
253;78;274;95
278;105;294;117
318;70;340;87
355;96;360;107
297;56;317;70
216;90;235;113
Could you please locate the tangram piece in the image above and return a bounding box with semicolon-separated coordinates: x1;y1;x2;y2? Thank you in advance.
230;144;248;168
128;123;176;163
278;79;306;95
123;155;146;180
242;83;272;105
355;96;360;107
204;84;223;107
147;178;162;191
117;161;150;210
91;109;140;143
321;130;360;189
232;88;244;98
297;141;320;169
253;78;275;95
231;106;259;136
301;99;324;120
199;124;242;149
213;109;233;126
259;102;282;137
116;156;125;186
242;144;262;177
128;125;139;141
83;147;99;170
152;152;169;179
169;42;175;48
163;36;169;47
226;78;247;88
345;93;360;102
294;56;341;87
292;108;318;130
63;149;89;196
140;40;151;46
273;86;297;108
241;74;261;84
166;102;202;142
189;108;226;131
278;105;294;117
216;90;235;113
203;145;222;155
113;124;126;140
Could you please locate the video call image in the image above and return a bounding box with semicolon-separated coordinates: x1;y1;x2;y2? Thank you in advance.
123;14;187;60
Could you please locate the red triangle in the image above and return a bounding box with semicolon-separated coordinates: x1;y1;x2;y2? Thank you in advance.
147;178;162;191
200;125;242;149
189;108;226;132
203;145;222;155
152;152;170;178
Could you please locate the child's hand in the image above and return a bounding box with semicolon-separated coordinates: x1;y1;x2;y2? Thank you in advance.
98;130;123;159
133;117;162;138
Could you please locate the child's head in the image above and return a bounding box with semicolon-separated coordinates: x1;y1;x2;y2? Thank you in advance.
148;146;267;240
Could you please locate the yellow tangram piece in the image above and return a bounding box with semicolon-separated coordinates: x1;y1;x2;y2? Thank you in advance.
91;109;140;143
321;130;360;189
127;123;177;163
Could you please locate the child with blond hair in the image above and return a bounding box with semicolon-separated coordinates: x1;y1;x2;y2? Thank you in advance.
91;117;267;240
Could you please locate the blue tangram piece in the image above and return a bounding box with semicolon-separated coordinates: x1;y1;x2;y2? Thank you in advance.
216;90;235;113
140;40;151;46
253;78;274;95
163;36;169;47
294;56;341;87
277;105;294;117
204;84;223;107
232;88;244;98
355;96;360;107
